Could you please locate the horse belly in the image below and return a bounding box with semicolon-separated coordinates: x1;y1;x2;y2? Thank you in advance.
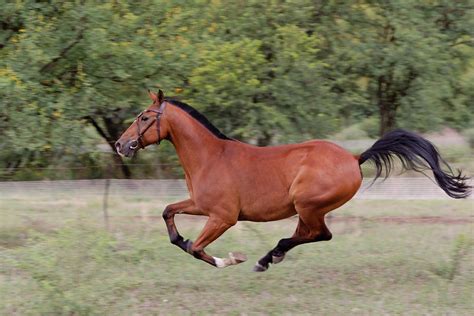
238;194;296;222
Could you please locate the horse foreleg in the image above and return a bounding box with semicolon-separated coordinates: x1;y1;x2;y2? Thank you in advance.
189;216;247;268
162;199;202;253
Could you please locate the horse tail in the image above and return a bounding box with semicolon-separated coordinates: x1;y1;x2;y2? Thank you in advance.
358;129;471;199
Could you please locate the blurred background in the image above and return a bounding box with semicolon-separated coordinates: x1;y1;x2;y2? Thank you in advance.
1;1;473;315
1;0;473;180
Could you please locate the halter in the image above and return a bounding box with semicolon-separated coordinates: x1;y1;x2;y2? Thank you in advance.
130;101;167;149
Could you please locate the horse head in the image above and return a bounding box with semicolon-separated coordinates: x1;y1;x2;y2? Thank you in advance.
115;90;168;157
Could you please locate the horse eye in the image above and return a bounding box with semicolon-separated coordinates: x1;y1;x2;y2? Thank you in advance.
142;116;149;122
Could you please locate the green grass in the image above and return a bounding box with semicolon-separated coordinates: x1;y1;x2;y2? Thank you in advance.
0;196;473;315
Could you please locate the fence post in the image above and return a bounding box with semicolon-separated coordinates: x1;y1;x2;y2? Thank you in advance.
103;179;111;230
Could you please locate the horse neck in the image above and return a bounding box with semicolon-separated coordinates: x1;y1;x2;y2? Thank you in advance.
166;106;225;176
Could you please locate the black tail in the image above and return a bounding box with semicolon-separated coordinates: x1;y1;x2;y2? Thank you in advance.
359;129;471;199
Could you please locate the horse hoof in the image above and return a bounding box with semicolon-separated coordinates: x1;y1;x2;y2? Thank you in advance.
252;262;268;272
229;252;247;264
272;254;285;264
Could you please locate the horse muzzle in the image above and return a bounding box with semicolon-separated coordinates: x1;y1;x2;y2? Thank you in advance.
115;139;139;157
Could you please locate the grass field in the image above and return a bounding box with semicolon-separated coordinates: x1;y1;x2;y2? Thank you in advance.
0;194;473;315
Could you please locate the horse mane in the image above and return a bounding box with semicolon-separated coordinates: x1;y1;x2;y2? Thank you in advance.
164;97;235;141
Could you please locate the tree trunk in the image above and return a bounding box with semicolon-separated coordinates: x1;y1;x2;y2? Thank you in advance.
377;75;398;136
257;131;273;146
86;116;132;179
379;101;397;136
111;152;132;178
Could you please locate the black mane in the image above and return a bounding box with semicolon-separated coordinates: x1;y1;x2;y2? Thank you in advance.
164;98;234;141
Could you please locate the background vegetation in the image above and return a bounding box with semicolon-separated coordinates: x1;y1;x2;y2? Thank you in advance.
1;0;473;180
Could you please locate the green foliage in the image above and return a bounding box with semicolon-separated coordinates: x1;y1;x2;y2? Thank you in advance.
333;124;369;141
359;117;380;138
187;39;281;142
1;0;472;179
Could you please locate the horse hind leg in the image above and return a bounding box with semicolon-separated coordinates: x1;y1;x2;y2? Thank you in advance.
254;213;332;272
253;186;359;272
272;217;332;265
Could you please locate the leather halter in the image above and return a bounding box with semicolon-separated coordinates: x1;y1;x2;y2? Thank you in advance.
130;101;167;149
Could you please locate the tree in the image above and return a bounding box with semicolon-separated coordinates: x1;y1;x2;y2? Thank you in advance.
1;0;472;180
1;1;196;178
313;0;474;135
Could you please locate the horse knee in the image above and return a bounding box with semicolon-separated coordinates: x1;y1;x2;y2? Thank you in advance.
162;206;174;220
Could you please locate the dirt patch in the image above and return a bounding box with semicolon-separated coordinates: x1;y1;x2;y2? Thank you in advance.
328;215;473;224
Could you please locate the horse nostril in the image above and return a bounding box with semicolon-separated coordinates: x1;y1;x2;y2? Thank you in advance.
115;142;121;152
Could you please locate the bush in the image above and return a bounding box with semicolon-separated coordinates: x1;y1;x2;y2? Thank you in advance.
333;124;369;140
359;116;380;138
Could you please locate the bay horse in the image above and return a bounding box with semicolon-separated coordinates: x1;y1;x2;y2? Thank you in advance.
115;90;471;272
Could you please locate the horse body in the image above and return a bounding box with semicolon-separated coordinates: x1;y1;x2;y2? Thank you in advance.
222;140;362;222
115;90;470;271
170;114;362;224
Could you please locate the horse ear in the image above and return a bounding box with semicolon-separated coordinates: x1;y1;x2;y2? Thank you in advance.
147;89;157;102
157;89;164;103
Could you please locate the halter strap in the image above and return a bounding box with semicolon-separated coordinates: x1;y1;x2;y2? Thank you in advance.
131;101;167;149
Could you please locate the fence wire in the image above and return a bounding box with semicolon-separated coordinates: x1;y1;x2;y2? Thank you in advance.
0;177;471;200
